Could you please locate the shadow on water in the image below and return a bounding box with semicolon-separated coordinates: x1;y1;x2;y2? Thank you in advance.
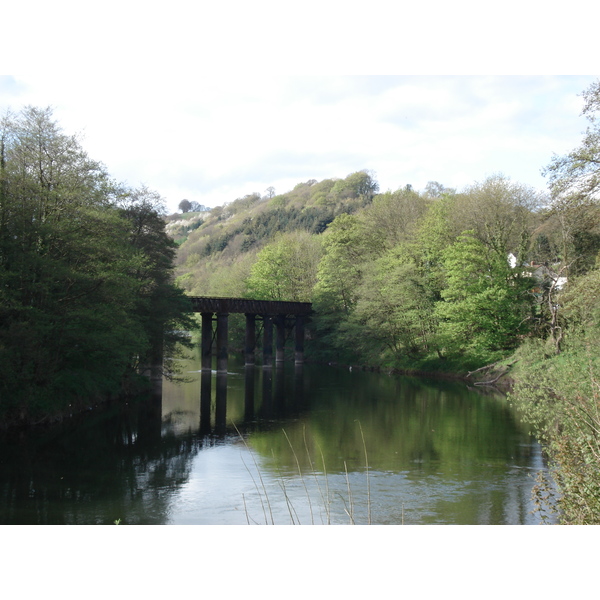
0;360;308;525
0;355;554;525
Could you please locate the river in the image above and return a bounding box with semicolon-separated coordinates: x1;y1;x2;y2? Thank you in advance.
0;351;552;525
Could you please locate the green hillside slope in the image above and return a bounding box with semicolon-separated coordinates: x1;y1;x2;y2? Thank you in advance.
171;170;378;297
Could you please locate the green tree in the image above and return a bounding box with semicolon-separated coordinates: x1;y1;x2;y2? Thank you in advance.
347;247;438;363
361;186;430;252
313;213;373;315
116;186;194;377
435;231;535;361
245;231;322;302
327;170;379;205
0;107;192;424
456;175;542;258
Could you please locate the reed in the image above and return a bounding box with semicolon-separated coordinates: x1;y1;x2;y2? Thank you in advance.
233;422;274;525
234;421;372;525
283;428;315;525
304;426;332;525
358;421;371;525
272;449;302;525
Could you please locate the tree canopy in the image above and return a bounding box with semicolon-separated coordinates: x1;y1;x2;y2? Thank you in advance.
0;107;192;426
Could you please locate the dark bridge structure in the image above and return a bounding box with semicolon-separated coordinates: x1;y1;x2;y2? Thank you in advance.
190;296;313;372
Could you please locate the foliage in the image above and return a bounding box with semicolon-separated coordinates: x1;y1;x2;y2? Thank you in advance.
435;231;535;358
511;332;600;523
361;186;431;252
327;169;379;205
307;176;542;369
244;231;322;302
345;248;438;364
457;175;543;254
313;214;368;314
0;107;192;425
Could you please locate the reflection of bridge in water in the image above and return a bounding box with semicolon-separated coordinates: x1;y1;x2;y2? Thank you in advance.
199;364;306;436
190;296;313;373
188;297;312;435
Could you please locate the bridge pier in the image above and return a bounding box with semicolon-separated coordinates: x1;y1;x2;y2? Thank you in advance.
262;315;273;368
201;312;213;371
216;312;229;373
245;313;256;366
275;315;286;364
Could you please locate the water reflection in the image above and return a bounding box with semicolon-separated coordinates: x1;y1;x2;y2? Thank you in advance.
192;362;305;435
0;355;553;525
200;370;211;435
244;367;255;420
0;389;195;524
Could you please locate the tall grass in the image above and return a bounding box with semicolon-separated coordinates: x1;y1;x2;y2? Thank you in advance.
233;422;274;525
234;421;372;525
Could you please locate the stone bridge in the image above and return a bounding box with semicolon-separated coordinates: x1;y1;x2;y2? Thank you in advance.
189;296;313;372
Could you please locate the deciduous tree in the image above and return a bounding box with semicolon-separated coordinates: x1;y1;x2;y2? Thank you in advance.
245;231;321;302
435;231;535;360
0;107;192;424
179;199;192;213
544;79;600;203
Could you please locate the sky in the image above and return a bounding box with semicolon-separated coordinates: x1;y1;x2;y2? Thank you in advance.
1;74;596;214
1;2;598;214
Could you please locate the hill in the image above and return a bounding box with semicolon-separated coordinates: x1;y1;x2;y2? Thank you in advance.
170;170;379;297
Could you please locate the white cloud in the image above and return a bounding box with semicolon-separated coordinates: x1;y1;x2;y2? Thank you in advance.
1;75;597;212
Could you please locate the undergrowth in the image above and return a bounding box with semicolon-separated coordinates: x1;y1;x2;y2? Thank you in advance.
510;335;600;524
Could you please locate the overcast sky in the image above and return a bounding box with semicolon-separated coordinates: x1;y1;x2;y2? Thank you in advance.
1;74;596;213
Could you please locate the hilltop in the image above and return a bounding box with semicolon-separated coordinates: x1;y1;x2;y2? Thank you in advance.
169;170;379;297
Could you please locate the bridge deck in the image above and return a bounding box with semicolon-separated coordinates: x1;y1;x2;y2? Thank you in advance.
189;296;312;316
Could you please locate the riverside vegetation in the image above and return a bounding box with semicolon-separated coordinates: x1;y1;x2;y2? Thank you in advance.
3;80;600;522
0;107;193;428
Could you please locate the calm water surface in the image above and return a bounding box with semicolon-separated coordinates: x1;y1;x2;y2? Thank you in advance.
0;352;551;525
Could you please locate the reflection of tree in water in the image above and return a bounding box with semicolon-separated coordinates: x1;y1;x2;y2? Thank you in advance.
247;366;537;475
0;392;208;525
241;367;546;524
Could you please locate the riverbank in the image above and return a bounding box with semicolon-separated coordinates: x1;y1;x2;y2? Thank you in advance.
0;372;156;433
505;336;600;524
313;353;518;390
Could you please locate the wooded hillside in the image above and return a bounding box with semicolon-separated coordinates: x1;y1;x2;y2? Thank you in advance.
171;169;573;371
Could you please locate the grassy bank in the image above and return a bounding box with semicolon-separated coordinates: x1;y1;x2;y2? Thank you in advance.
508;335;600;524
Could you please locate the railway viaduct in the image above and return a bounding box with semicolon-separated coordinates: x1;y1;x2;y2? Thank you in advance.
189;296;313;373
